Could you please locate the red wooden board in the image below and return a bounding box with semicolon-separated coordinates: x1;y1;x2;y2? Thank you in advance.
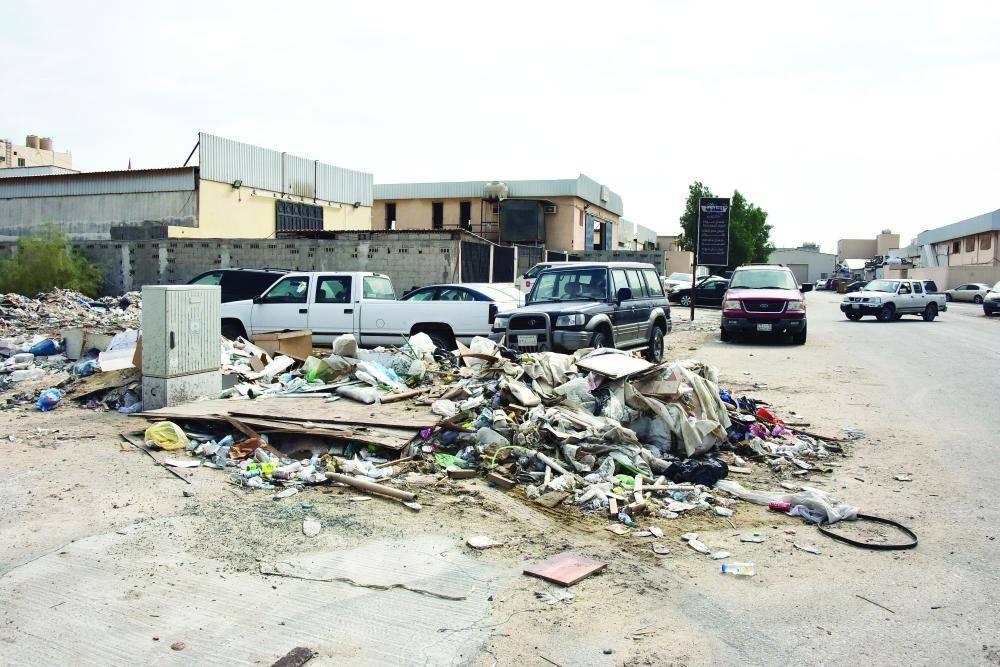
523;551;607;586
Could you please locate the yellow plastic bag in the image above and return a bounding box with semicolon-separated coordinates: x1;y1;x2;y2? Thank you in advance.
144;421;190;451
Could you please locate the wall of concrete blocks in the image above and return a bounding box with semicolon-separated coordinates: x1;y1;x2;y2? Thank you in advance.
0;234;475;297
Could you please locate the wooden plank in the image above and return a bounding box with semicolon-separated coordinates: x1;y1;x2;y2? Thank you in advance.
138;396;438;429
523;551;607;587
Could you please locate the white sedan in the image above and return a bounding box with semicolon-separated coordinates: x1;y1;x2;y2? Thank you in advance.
945;283;991;304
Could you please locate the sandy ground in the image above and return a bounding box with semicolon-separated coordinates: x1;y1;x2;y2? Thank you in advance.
1;297;997;665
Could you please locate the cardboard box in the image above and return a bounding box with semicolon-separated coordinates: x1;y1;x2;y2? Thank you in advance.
251;330;313;361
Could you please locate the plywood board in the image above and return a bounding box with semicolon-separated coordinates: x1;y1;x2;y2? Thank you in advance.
138;396;437;429
523;551;607;586
575;351;654;379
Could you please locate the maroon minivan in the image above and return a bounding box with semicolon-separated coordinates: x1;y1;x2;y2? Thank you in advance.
720;265;813;344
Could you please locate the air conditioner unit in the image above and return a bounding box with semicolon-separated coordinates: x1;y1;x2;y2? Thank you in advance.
543;204;558;214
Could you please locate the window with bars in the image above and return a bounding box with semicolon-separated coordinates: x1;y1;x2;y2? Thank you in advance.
276;200;323;232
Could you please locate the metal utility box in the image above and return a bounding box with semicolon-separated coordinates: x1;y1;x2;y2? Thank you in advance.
141;285;222;409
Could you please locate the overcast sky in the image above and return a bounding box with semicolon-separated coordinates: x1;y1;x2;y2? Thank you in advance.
6;1;998;254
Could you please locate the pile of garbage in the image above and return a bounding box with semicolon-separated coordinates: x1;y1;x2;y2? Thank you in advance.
0;288;140;336
139;333;858;533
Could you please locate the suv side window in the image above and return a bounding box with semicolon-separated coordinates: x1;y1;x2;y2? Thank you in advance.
898;283;911;294
611;269;630;298
913;282;923;294
642;269;665;297
625;269;647;298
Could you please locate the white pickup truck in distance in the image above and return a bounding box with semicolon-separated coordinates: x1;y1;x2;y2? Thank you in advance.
221;271;498;349
840;278;947;322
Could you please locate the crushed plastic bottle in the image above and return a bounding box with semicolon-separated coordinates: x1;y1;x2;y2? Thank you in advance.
720;562;755;577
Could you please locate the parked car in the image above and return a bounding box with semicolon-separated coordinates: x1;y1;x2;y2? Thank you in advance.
982;281;1000;316
840;278;947;322
221;271;500;349
667;276;730;307
720;265;812;344
516;262;577;293
490;262;671;362
944;283;991;303
187;268;288;303
843;281;864;293
662;270;708;292
401;283;523;311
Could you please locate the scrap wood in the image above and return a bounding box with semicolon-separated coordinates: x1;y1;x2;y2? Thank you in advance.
523;551;607;586
119;432;192;485
379;387;429;404
259;562;466;601
67;368;140;399
270;647;316;667
326;472;417;501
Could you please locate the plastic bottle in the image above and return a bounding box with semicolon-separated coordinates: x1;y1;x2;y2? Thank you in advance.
768;501;792;512
28;339;60;356
720;563;755;577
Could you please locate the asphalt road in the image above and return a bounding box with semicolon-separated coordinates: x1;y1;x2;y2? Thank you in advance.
679;289;1000;665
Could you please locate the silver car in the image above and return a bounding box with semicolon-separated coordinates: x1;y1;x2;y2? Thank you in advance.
945;283;991;304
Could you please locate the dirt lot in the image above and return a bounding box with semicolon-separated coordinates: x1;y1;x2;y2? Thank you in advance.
2;305;991;666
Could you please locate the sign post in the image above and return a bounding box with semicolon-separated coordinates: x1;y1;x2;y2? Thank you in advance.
692;197;731;320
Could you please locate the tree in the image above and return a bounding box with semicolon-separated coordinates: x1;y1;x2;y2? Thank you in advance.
0;224;103;297
676;181;775;270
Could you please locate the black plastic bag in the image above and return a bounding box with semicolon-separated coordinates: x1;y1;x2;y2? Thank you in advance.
666;457;729;486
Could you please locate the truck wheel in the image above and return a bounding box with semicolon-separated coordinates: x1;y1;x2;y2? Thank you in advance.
590;329;611;349
222;320;247;340
922;302;938;321
792;325;807;345
846;313;863;321
974;295;984;304
876;303;896;322
643;326;665;362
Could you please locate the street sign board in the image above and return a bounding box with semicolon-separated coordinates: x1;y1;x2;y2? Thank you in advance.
697;197;731;266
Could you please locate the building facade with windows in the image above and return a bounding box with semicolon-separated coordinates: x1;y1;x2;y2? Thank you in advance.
372;175;623;253
891;208;1000;289
1;134;73;171
0;133;372;240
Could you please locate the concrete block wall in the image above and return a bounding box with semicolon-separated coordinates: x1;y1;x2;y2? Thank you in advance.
0;234;479;297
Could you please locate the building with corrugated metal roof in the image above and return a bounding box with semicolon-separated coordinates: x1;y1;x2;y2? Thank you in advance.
0;133;373;240
372;175;623;252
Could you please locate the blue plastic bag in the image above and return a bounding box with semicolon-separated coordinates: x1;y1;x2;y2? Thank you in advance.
37;388;64;412
29;339;60;356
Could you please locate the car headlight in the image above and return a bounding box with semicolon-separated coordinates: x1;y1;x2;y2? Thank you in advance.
555;313;586;327
868;297;881;304
492;316;509;330
722;299;741;310
786;300;805;312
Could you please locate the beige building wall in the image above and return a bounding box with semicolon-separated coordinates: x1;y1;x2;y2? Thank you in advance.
0;139;72;169
372;195;618;251
947;230;1000;267
838;239;877;259
876;232;900;255
657;235;694;276
169;180;372;239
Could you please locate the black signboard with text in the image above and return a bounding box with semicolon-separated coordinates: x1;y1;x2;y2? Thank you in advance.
697;197;731;267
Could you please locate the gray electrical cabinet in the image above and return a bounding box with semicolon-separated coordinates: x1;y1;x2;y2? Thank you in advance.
141;285;222;409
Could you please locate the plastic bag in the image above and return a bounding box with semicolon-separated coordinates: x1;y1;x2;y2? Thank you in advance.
144;421;191;451
36;388;64;412
666;457;729;486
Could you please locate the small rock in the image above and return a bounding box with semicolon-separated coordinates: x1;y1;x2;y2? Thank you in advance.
182;490;193;498
302;518;321;537
603;649;613;655
648;526;664;538
466;535;500;549
171;642;185;651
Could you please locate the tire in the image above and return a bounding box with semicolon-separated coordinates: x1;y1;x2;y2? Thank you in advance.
720;327;732;342
643;327;665;362
221;320;247;340
590;329;611;349
922;302;938;322
846;313;863;321
876;303;896;322
791;325;807;345
945;293;953;302
679;295;692;307
974;295;984;304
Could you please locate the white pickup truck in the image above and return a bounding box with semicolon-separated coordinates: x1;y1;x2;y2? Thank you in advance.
220;271;497;349
840;278;947;322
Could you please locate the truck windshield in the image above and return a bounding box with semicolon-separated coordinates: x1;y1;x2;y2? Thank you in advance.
362;276;395;300
865;280;899;293
529;269;607;302
729;269;798;290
